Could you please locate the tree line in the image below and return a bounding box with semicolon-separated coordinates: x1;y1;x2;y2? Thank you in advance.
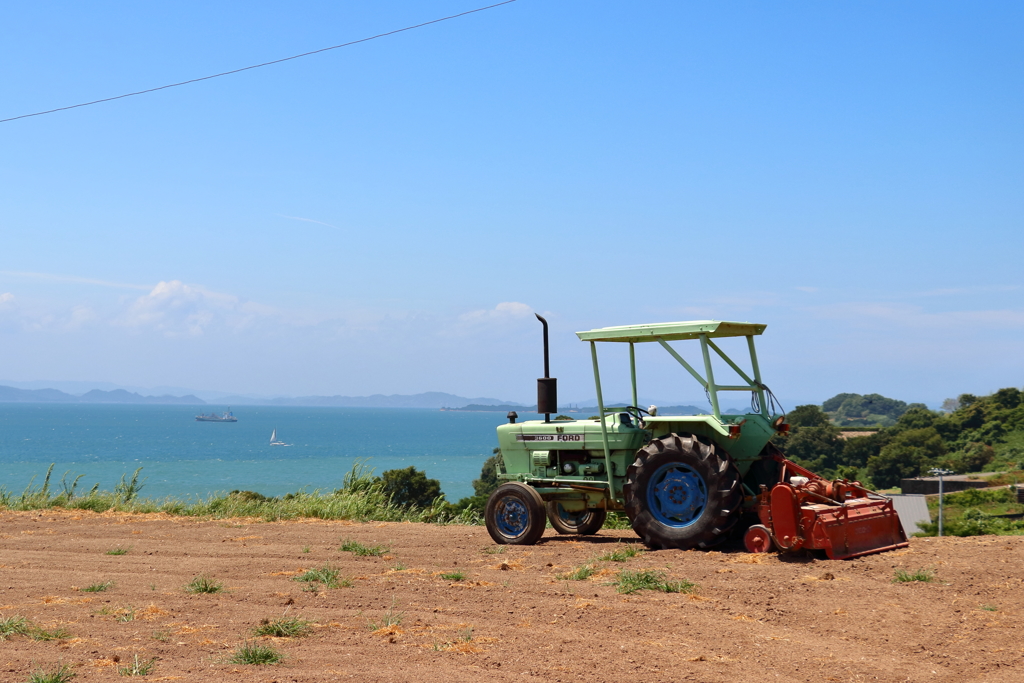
775;388;1024;488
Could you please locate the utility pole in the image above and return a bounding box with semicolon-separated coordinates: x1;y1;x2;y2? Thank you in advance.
929;468;954;537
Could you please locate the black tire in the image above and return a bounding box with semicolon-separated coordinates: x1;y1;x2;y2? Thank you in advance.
623;433;742;550
546;502;607;535
485;483;546;545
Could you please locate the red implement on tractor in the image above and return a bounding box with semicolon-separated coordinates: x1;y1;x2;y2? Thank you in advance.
744;450;908;560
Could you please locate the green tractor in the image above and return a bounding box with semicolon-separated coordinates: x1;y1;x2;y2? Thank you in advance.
484;316;908;558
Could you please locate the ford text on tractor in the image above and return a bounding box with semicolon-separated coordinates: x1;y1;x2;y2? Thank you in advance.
484;317;908;559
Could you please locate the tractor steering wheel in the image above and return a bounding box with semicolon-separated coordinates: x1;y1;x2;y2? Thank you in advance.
622;405;650;428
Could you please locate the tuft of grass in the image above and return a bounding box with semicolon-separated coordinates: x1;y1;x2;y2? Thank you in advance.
31;626;72;640
340;539;388;556
105;546;131;556
151;630;170;642
440;571;465;581
557;564;596;581
252;617;313;638
368;598;404;631
231;640;282;665
301;545;311;553
0;615;70;641
293;564;342;589
184;575;224;594
893;567;935;583
980;604;998;612
0;615;32;640
613;569;697;595
27;663;76;683
481;545;506;555
597;544;643;562
81;581;114;593
603;511;634;530
117;654;157;677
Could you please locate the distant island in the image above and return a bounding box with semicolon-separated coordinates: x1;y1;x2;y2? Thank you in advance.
443;404;535;412
0;385;519;410
0;385;204;405
0;383;723;414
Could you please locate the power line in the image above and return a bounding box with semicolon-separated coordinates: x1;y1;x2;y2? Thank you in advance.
1;0;518;124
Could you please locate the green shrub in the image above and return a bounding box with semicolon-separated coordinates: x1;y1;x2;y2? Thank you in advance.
597;544;643;562
379;466;442;508
893;567;935;583
294;565;344;588
613;570;696;594
184;576;223;594
231;640;282;665
82;582;114;593
367;599;404;631
117;655;157;676
0;615;32;640
556;564;595;581
27;663;75;683
252;617;312;638
340;539;388;557
0;615;69;642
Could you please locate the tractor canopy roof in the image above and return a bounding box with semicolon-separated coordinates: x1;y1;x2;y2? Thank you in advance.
575;320;766;343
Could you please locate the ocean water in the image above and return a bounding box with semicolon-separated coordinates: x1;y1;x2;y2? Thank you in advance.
0;404;533;503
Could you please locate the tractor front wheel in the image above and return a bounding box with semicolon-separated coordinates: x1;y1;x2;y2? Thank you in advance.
623;433;742;550
546;502;607;535
485;483;546;545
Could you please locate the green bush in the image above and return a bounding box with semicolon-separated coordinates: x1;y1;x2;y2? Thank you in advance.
867;428;946;488
379;466;442;509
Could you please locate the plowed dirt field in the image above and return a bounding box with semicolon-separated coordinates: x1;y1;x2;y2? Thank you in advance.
1;509;1022;682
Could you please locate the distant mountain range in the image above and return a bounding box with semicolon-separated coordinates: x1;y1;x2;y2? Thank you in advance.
0;385;518;410
0;385;204;405
216;392;520;409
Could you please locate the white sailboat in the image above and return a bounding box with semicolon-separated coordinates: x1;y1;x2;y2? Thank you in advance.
269;429;287;446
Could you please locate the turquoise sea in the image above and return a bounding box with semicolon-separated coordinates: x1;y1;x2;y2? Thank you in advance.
0;404;534;503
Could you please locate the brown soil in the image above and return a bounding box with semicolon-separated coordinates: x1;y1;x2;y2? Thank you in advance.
2;510;1022;682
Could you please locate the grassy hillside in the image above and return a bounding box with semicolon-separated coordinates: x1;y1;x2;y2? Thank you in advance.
776;388;1024;489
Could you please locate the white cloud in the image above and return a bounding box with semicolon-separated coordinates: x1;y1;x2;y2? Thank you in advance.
117;280;278;336
806;302;1024;330
0;270;149;290
0;292;13;305
458;301;533;323
277;214;342;230
66;305;98;330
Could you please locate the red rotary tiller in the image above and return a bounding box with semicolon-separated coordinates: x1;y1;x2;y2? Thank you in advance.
744;452;909;560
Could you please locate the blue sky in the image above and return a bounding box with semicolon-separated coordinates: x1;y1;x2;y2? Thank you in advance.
1;1;1021;407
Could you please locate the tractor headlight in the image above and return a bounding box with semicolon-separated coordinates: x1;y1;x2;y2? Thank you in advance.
562;461;576;475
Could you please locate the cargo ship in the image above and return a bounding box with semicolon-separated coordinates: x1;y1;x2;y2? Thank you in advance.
195;409;237;422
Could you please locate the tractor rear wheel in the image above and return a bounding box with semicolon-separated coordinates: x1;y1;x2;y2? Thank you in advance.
623;433;742;550
546;502;606;535
485;483;546;545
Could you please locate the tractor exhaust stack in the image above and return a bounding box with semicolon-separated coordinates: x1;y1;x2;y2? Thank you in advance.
535;313;557;422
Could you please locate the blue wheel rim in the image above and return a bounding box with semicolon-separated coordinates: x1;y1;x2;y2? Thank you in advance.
555;504;589;528
495;494;530;538
646;461;707;527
